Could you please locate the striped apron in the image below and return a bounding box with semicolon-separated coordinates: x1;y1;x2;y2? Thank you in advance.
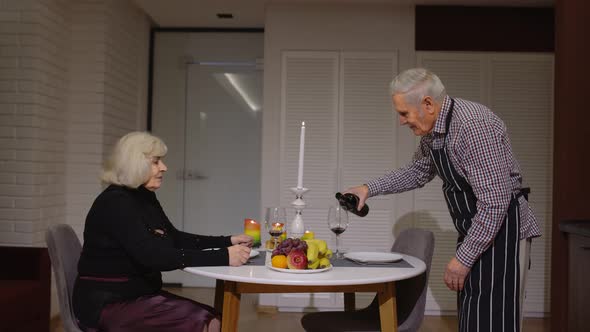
430;99;526;332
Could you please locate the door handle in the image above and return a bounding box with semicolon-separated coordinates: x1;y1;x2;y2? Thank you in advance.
177;169;208;180
186;170;208;180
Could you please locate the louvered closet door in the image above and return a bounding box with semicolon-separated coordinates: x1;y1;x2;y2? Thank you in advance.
339;52;399;251
280;51;339;241
278;51;339;310
417;52;553;316
275;51;399;311
417;53;487;314
489;54;553;315
280;51;400;250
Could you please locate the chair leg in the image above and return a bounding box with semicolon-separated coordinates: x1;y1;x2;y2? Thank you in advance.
344;292;355;311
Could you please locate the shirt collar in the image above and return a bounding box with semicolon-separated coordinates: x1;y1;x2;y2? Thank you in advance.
433;95;452;135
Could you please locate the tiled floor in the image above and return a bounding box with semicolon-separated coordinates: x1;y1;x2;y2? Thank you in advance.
52;286;550;331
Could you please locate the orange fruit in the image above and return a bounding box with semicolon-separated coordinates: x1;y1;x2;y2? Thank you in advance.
271;255;288;269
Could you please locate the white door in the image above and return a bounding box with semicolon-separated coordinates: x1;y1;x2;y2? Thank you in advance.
151;32;263;286
182;62;262;286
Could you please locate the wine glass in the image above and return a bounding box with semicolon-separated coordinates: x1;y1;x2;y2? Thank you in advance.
327;205;349;259
264;207;287;250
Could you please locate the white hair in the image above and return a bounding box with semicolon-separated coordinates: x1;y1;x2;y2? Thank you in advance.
389;68;447;106
101;131;168;188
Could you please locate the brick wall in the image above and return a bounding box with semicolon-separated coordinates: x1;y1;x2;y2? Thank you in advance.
65;0;150;236
0;0;151;245
0;0;70;246
1;0;151;319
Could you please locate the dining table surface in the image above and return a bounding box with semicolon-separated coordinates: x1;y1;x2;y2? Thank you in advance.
183;250;426;332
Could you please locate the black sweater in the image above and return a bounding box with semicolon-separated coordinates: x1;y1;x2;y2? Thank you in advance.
73;184;231;328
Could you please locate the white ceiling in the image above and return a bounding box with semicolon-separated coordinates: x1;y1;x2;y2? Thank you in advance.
132;0;554;28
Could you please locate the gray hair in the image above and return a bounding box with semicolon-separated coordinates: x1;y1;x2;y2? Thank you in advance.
389;68;447;106
101;131;168;188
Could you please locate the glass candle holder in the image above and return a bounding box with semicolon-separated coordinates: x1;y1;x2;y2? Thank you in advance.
244;218;261;248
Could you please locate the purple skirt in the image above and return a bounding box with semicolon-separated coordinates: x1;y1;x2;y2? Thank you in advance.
84;290;219;332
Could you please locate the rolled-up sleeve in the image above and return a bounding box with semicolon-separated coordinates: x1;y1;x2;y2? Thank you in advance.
367;138;437;197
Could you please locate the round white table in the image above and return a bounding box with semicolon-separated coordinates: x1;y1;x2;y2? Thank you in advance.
184;253;426;332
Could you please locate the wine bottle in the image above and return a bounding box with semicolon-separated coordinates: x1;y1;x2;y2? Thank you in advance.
335;192;369;217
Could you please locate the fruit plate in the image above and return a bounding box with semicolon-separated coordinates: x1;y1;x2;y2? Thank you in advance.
266;264;333;274
343;251;403;263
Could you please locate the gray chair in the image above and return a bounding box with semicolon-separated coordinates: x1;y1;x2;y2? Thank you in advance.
46;224;84;332
301;228;435;332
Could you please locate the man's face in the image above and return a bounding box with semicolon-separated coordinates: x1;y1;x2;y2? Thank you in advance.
392;94;435;136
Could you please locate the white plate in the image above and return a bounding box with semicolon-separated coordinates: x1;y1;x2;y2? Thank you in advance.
343;252;403;263
249;249;260;259
266;264;332;274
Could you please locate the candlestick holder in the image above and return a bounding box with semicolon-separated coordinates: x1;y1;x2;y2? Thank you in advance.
289;187;309;239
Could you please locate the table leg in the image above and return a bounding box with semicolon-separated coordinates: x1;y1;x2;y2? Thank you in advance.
214;279;224;313
344;292;356;312
377;281;397;332
222;281;241;332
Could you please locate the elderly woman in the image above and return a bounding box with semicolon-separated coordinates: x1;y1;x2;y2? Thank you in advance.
73;131;252;332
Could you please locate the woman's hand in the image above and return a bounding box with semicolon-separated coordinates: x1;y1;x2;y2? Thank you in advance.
231;234;253;247
227;245;251;266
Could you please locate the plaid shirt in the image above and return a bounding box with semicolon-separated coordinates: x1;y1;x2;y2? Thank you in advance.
367;96;542;268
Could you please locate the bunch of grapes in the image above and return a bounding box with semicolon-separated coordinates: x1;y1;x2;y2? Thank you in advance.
271;238;308;257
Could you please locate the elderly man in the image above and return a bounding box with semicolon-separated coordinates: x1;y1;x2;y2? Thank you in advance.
345;68;541;332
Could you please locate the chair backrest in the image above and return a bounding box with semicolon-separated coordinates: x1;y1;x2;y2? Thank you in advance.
390;228;435;331
46;224;83;332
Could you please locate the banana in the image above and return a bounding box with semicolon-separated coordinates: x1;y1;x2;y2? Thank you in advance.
306;242;319;263
308;259;320;269
324;249;333;259
319;257;331;269
306;239;328;255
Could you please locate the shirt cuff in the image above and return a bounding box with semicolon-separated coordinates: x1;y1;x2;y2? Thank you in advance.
455;243;478;268
182;247;230;267
366;180;381;197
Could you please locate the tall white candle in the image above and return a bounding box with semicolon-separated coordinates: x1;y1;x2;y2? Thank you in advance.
297;121;305;189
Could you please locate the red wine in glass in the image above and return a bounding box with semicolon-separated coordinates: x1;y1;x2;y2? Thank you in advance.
269;230;283;237
330;226;346;235
268;222;285;249
327;206;349;259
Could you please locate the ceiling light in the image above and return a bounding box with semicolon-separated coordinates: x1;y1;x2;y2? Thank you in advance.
217;13;233;19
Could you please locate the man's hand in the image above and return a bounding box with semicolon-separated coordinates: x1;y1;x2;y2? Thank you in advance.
343;184;369;211
444;257;470;291
231;234;253;247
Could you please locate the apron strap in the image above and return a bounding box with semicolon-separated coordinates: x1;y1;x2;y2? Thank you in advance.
514;187;530;201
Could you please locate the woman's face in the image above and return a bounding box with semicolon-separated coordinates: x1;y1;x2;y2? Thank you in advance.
144;156;167;191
